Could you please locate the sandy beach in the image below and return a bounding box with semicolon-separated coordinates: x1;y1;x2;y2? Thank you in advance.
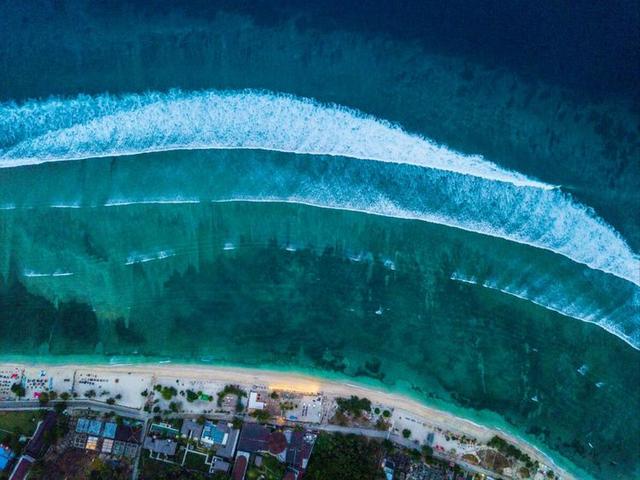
0;361;575;479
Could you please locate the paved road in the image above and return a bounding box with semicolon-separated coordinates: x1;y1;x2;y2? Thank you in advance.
0;399;147;420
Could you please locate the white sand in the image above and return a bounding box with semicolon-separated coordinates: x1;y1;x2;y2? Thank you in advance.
2;362;574;479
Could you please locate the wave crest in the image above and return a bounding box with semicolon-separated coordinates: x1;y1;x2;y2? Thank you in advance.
0;89;548;188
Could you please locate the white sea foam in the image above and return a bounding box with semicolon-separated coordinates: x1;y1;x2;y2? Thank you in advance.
125;249;176;265
449;273;639;350
0;89;548;189
1;90;638;288
577;364;589;376
105;198;200;207
96;188;640;289
23;269;74;277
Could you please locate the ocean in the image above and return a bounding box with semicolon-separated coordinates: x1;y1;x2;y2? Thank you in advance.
0;1;638;478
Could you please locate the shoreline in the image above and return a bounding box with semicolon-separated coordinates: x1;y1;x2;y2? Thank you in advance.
1;360;579;480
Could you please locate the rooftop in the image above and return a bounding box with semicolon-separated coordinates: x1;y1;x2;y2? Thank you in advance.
232;455;248;480
216;423;240;459
0;445;15;470
143;437;177;456
8;456;33;480
237;423;270;453
25;411;56;458
285;430;316;471
180;419;203;439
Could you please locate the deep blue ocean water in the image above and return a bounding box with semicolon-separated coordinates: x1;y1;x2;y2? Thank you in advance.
0;1;638;478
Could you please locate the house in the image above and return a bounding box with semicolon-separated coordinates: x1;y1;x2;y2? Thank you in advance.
115;424;143;444
201;421;226;446
248;390;267;410
200;421;240;458
268;431;288;458
285;430;316;472
232;452;250;480
210;457;231;474
237;423;271;453
25;411;57;458
8;456;33;480
143;437;177;457
216;423;240;459
0;445;15;471
180;419;203;440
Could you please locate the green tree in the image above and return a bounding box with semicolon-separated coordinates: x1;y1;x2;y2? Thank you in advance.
54;401;67;414
402;428;411;439
161;386;177;401
336;396;372;417
232;417;243;430
250;409;272;423
306;432;386;480
10;383;25;398
186;390;199;402
38;391;50;405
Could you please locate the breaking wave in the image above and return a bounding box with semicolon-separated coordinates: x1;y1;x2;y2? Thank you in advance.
0;89;548;188
450;273;640;350
0;91;638;288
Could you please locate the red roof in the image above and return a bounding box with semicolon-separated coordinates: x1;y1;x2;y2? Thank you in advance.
268;431;287;455
283;472;296;480
232;455;248;480
9;456;33;480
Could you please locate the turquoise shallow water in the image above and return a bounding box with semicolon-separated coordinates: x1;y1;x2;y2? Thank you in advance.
0;2;639;479
1;200;638;479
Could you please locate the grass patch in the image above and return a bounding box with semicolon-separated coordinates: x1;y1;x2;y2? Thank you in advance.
183;451;209;473
0;411;39;435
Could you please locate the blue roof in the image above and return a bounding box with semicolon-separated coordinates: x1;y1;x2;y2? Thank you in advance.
76;418;90;433
103;422;117;439
0;446;14;470
88;420;103;436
